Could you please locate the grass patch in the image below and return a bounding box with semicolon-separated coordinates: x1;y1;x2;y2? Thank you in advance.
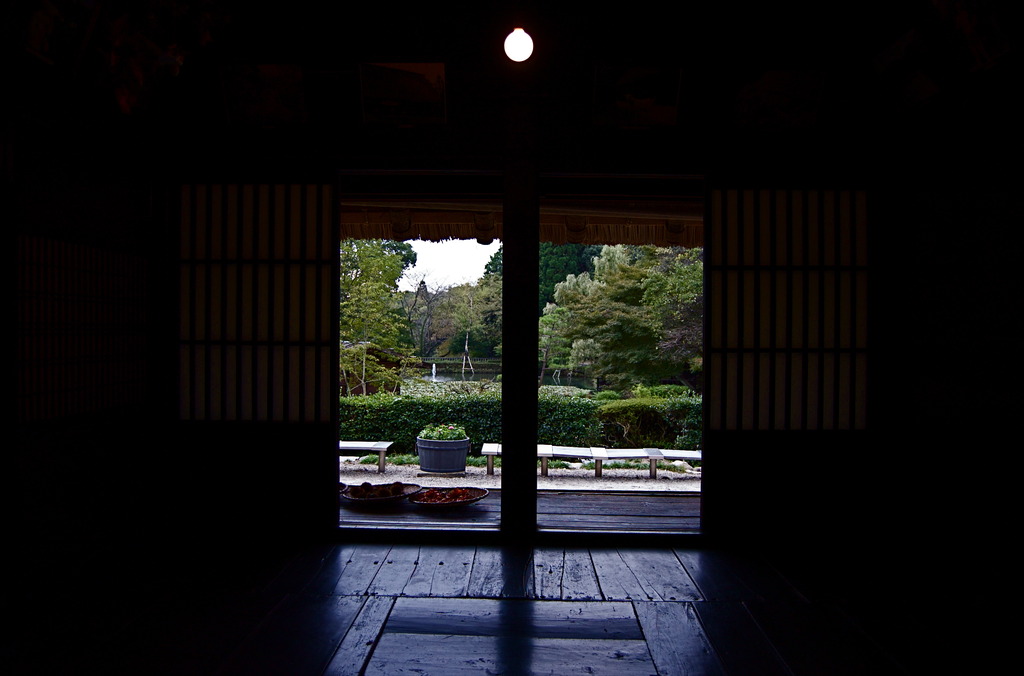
400;379;501;397
356;455;577;470
359;453;417;465
358;454;500;468
580;460;690;473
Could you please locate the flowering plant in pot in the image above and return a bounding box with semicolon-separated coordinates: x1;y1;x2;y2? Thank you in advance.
417;422;468;441
416;423;470;473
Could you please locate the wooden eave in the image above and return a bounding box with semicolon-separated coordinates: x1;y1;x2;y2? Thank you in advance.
340;199;704;247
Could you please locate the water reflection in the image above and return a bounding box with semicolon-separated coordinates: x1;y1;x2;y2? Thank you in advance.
422;370;593;389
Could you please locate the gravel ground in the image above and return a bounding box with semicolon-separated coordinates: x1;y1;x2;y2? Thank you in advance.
339;457;701;492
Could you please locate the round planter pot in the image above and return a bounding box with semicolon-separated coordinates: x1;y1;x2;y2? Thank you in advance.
416;437;470;473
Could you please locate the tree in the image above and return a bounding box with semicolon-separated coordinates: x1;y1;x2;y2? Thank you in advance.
338;239;416;395
483;244;503;277
538;242;600;315
438;277;502;375
552;244;691;390
398;273;449;359
451;285;478;376
538;303;572;385
643;247;704;390
381;240;418;269
472;272;503;357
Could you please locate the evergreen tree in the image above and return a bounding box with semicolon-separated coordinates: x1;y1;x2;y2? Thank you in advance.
483;244;503;277
537;242;600;315
338;239;417;394
552;245;698;390
643;247;704;390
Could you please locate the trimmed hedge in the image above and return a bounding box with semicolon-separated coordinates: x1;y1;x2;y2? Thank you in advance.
538;392;602;447
338;391;602;455
338;391;700;455
338;392;499;455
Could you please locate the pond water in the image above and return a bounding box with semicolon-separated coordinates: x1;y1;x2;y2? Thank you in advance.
421;370;594;389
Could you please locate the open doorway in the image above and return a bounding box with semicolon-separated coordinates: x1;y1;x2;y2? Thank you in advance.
335;172;705;535
532;177;704;534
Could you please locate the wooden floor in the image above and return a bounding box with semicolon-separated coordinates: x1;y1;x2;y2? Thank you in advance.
19;541;910;675
338;489;701;534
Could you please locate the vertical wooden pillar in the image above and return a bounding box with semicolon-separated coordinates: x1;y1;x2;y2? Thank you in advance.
501;66;539;540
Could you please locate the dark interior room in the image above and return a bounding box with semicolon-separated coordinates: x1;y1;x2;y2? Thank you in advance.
9;1;1019;674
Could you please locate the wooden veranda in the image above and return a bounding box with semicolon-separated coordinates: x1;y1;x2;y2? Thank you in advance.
339;489;701;534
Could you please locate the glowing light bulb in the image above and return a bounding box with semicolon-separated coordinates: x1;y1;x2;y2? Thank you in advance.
504;28;533;62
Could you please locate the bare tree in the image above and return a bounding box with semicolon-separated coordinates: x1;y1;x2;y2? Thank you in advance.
399;273;449;359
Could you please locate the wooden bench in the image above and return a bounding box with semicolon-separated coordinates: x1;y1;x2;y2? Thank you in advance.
481;443;701;478
338;440;394;474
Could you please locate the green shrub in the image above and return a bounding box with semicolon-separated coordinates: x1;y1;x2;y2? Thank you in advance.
663;394;702;450
631;383;692;399
538;384;591;397
537;392;602;446
594;390;622;401
597;394;702;449
598;397;671;447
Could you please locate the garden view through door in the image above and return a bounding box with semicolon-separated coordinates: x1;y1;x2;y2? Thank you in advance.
336;181;704;535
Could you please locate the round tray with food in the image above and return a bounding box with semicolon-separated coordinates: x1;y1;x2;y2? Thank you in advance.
407;486;489;507
340;481;422;504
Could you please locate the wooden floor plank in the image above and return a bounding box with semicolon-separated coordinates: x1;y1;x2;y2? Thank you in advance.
302;544;365;595
538;515;701;532
365;634;656;675
538;491;701;509
218;594;365;676
691;601;793;676
675;548;806;602
466;546;535;598
743;597;907;676
590;549;663;601
18;540;915;676
330;544;394;596
339;490;702;533
365;544;421;596
322;595;395;676
616;548;704;601
260;542;340;596
385;597;643;639
300;543;393;596
634;601;727;676
401;545;475;597
539;499;701;518
561;548;604;601
532;547;565;599
82;589;285;676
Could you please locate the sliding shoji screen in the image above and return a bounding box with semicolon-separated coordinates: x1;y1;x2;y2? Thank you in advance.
17;236;150;422
178;184;336;422
706;189;868;431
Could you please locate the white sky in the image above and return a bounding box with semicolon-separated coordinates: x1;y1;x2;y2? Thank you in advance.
398;239;501;291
